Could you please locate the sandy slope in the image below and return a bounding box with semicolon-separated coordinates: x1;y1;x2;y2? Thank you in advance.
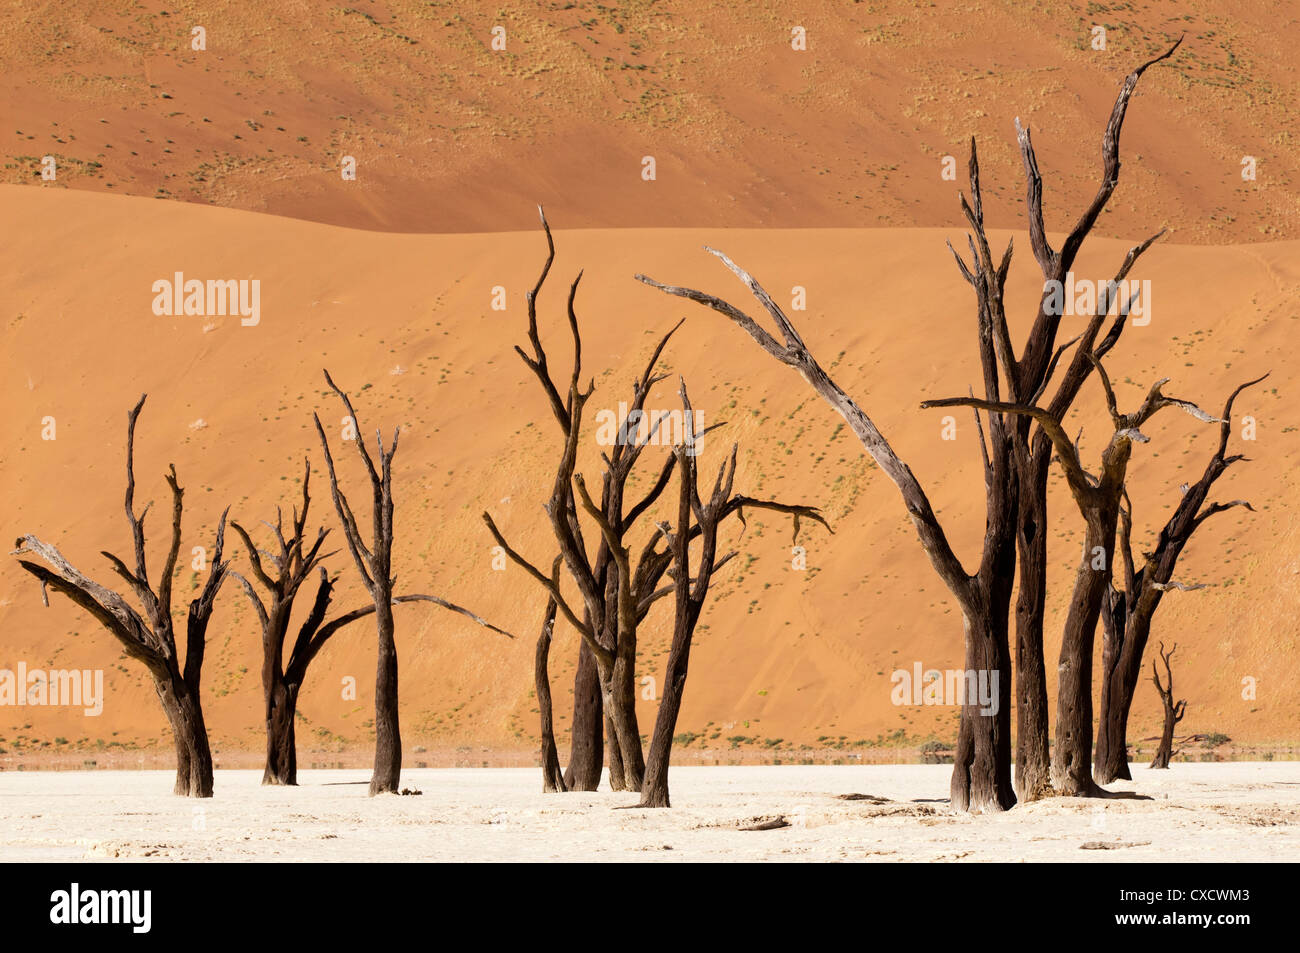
0;764;1296;861
2;1;1297;240
0;185;1298;762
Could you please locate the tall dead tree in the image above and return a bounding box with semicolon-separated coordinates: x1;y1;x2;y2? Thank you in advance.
1095;374;1265;782
314;371;404;794
639;382;747;808
483;214;683;790
1148;641;1186;769
314;369;502;795
926;361;1218;795
230;459;332;786
232;459;511;786
1000;40;1182;799
489;209;825;794
639;233;1018;813
636;38;1183;810
12;395;229;797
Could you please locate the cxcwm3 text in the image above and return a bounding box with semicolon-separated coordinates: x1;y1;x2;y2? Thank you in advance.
151;273;260;326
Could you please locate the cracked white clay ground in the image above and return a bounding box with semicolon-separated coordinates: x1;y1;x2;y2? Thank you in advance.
1;763;1296;862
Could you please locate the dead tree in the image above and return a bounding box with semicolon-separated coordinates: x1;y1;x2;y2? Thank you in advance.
639;228;1018;813
230;459;332;786
535;587;565;793
1000;41;1182;800
314;370;513;794
488;209;826;794
12;395;229;797
638;382;763;807
232;459;511;785
636;38;1183;810
483;214;680;790
1148;642;1186;769
1095;374;1266;782
926;360;1218;795
313;371;403;794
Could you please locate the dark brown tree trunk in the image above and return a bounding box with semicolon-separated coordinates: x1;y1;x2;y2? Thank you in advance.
602;651;645;792
1013;439;1053;801
370;597;401;795
1052;516;1114;796
604;713;626;792
637;393;814;808
949;592;1016;814
157;673;214;798
640;641;688;807
1149;642;1185;769
563;639;604;790
1102;611;1154;779
535;599;566;793
1150;712;1176;769
1095;595;1139;783
263;673;299;786
640;487;699;809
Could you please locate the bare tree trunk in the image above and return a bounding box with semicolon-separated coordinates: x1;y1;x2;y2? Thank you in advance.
604;713;626;792
1098;610;1152;781
950;592;1016;814
563;639;603;791
535;598;566;793
157;674;214;798
1013;441;1053;801
370;597;401;795
640;432;699;810
640;643;687;808
263;673;299;786
1095;595;1138;783
601;663;645;792
1149;642;1185;769
1052;516;1114;796
638;386;819;808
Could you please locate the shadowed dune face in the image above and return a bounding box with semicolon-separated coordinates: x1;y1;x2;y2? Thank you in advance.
2;1;1297;239
1;185;1297;759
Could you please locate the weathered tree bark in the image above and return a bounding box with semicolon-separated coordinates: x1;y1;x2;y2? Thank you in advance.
157;675;215;797
535;594;566;793
12;395;230;797
1149;642;1186;769
1094;375;1265;782
370;598;400;793
263;674;299;786
563;638;603;791
1012;441;1052;801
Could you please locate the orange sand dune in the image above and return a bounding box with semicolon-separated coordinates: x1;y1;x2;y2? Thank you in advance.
1;186;1297;764
2;1;1297;240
